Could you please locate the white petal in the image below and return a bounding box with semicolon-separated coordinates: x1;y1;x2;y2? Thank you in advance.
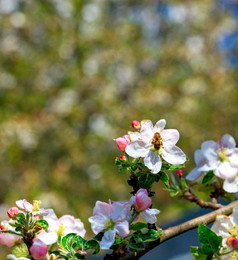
111;202;128;221
220;134;236;149
140;120;154;143
88;215;107;234
129;132;141;141
37;230;58;245
114;220;129;237
100;230;116;250
223;177;238;193
201;141;218;161
125;141;150;158
140;208;160;224
154;119;166;133
229;149;238;167
215;162;238;179
93;201;112;218
160;129;179;146
162;145;186;165
230;206;238;226
144;151;162;174
194;150;204;166
185;167;202;181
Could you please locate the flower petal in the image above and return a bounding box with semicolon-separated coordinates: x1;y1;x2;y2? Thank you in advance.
114;220;129;237
140;120;154;143
140;208;160;224
100;230;116;250
154;119;166;133
88;215;107;234
125;141;150;158
37;230;58;245
185;167;202;181
220;134;236;149
93;201;112;218
223;177;238;193
215;162;238;179
201;140;218;161
229;149;238;167
162;145;186;165
144;151;162;174
160;129;179;146
111;202;128;221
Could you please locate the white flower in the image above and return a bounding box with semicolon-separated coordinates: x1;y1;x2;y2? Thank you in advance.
125;119;186;174
211;206;238;253
37;212;86;245
89;201;129;250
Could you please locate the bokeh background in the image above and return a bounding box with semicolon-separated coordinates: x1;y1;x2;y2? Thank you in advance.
0;0;238;258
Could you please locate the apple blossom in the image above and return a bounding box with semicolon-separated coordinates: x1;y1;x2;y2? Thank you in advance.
7;207;19;218
114;135;130;151
126;119;186;174
89;201;129;250
29;239;48;259
134;189;152;211
15;199;49;216
37;213;86;245
211;206;238;249
0;220;20;248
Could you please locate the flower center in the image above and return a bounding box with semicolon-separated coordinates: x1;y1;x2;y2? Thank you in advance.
151;132;163;152
105;220;114;230
217;147;229;162
228;225;238;237
57;222;67;236
33;200;42;211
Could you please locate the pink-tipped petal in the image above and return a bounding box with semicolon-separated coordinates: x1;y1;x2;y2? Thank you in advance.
162;145;186;165
114;137;129;151
111;202;128;221
160;129;179;146
215;162;238;179
144;151;162;174
100;230;116;250
126;140;150;158
93;201;112;218
114;220;129;237
29;239;48;259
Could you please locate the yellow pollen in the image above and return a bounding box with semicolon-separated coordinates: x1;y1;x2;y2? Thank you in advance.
217;147;229;162
229;251;238;260
228;225;238;237
33;200;42;211
57;223;67;236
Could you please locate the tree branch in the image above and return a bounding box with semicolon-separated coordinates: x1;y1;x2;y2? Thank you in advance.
121;200;238;260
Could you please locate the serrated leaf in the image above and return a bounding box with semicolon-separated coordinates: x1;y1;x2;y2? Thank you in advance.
72;235;87;251
35;219;49;231
198;224;222;255
62;233;77;251
202;171;215;184
85;240;100;254
159;171;170;188
190;246;212;260
130;222;147;231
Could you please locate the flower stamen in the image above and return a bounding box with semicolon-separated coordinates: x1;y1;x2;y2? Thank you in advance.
217;147;229;162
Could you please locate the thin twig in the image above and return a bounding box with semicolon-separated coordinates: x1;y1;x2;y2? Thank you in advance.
120;200;238;260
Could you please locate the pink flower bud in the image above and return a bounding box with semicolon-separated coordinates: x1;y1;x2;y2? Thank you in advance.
227;237;238;250
78;250;87;256
0;225;5;230
30;239;48;259
7;207;19;218
131;120;140;130
135;189;152;211
114;135;130;151
116;155;126;161
176;169;183;178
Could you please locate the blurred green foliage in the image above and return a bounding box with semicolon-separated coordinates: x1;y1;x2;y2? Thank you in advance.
0;0;238;257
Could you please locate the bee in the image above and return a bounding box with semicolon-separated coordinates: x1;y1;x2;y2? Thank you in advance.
152;132;163;150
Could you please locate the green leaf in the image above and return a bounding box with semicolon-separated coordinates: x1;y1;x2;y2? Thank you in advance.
15;213;26;225
35;219;49;231
72;235;87;251
12;244;30;258
62;233;77;251
198;224;222;255
138;174;155;189
85;240;100;254
74;252;86;259
202;171;215;184
93;232;104;241
159;171;170;188
161;163;185;171
190;246;212;260
130;222;147;231
134;229;162;242
128;238;145;250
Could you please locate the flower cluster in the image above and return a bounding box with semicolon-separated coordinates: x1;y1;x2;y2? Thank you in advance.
186;134;238;193
114;119;186;174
